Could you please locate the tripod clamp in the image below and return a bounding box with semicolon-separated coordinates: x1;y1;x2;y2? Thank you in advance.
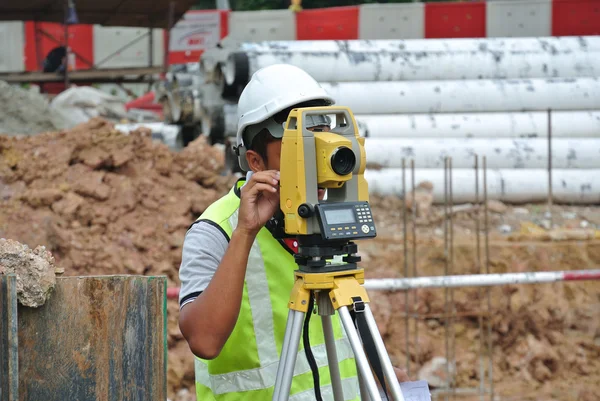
351;296;365;313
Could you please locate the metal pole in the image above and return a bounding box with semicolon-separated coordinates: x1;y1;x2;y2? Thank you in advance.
34;23;43;71
63;1;70;88
363;270;600;291
148;26;155;91
163;1;176;74
149;27;154;67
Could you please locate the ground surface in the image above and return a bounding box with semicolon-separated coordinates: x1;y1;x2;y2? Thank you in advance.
363;197;600;401
1;122;598;401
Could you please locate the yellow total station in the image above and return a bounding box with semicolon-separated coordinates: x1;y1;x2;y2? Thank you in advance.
279;106;371;236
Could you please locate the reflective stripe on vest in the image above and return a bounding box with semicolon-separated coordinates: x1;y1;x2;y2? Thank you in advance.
195;337;355;395
232;209;280;367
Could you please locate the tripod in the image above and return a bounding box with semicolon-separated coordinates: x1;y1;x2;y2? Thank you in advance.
272;238;406;401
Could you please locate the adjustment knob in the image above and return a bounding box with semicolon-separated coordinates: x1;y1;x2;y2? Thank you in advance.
298;203;313;218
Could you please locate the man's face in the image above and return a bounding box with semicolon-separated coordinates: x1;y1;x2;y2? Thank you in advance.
262;124;331;201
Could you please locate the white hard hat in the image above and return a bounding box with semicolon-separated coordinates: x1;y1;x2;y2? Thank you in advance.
234;64;335;171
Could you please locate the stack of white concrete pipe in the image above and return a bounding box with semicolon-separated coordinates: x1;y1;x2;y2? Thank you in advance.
217;36;600;204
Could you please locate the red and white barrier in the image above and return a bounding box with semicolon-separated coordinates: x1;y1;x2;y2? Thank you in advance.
1;0;599;73
226;0;600;41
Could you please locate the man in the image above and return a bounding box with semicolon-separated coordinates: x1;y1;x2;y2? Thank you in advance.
42;46;67;73
178;64;408;400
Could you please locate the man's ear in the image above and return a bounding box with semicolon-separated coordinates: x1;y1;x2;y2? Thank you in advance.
245;150;266;172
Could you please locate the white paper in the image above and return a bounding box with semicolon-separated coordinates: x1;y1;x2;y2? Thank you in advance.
377;380;432;401
399;380;432;401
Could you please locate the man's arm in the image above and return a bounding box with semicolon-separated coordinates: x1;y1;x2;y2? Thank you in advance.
179;227;256;359
178;170;280;360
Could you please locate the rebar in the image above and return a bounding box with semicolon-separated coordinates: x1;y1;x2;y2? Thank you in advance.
443;157;450;401
483;156;494;400
449;157;456;397
403;158;410;376
411;159;419;371
547;109;553;227
475;155;485;401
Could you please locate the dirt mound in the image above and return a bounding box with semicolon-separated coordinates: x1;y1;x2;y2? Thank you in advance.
0;117;236;284
0;117;238;399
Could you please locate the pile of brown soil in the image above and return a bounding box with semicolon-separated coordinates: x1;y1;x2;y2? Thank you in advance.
0;118;236;399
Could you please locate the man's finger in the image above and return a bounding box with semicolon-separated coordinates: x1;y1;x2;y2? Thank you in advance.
252;170;279;182
246;183;278;197
242;171;280;194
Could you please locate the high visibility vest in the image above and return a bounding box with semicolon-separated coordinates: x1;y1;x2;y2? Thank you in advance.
193;180;360;400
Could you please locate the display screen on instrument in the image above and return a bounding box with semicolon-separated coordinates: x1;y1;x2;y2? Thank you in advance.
324;208;356;225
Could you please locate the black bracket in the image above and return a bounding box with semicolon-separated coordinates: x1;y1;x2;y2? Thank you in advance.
351;296;365;313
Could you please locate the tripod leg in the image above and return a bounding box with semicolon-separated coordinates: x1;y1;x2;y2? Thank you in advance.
321;314;344;401
274;310;295;398
364;304;406;401
272;309;305;401
338;306;383;401
354;317;371;401
356;362;371;401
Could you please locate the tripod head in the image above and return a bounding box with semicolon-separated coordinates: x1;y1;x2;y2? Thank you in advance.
278;106;377;272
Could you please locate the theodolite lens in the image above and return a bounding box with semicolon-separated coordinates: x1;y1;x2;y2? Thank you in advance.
330;146;356;176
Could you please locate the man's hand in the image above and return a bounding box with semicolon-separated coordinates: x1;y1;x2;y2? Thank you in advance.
179;172;280;359
237;170;280;236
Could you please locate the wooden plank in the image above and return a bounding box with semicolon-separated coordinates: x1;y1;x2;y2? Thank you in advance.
0;67;163;84
17;275;167;401
0;274;19;401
